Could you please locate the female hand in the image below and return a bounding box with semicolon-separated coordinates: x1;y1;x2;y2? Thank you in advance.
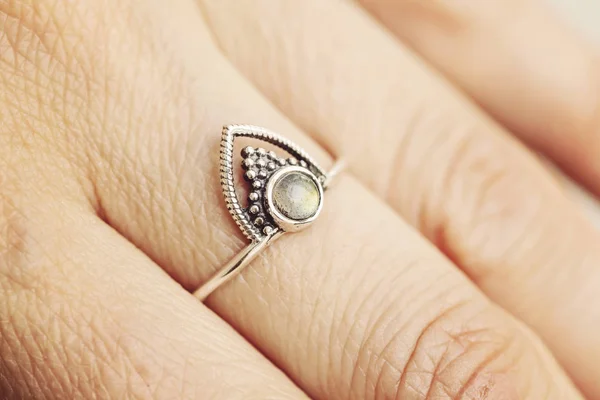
1;0;599;398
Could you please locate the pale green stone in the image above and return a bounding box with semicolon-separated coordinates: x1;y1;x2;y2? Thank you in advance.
272;172;320;220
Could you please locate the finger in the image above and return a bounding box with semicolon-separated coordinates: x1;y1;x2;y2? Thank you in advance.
358;0;600;197
0;180;306;398
31;0;585;398
196;0;600;396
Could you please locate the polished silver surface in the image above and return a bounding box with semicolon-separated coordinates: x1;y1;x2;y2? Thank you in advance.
194;125;342;301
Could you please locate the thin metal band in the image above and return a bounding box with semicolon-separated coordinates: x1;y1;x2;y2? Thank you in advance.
193;158;344;301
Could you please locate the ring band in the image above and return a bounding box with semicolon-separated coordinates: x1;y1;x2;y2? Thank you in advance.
194;125;343;301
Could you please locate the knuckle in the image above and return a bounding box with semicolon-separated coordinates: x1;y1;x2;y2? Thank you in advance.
0;220;189;399
0;290;172;398
0;0;91;75
0;178;198;399
0;0;82;93
0;0;95;159
354;298;520;399
0;174;45;293
425;125;553;282
0;155;79;295
0;0;116;198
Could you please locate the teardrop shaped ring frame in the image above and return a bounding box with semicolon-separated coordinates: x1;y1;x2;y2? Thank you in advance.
194;125;344;301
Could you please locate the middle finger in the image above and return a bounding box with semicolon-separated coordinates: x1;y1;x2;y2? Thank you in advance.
53;0;582;399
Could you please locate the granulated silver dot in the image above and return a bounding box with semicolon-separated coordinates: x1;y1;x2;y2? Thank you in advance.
268;151;277;159
267;162;276;170
249;192;260;201
278;158;286;166
241;146;255;157
252;180;263;189
256;148;266;156
299;160;307;168
256;159;266;168
258;170;268;179
254;217;264;226
245;170;257;180
249;205;260;214
288;157;298;165
263;226;274;235
243;159;255;169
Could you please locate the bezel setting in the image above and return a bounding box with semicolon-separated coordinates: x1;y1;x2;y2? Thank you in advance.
265;166;324;233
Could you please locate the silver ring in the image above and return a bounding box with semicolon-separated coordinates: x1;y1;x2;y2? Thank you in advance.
194;125;344;301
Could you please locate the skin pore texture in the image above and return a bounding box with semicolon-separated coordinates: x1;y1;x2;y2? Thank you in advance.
0;0;599;399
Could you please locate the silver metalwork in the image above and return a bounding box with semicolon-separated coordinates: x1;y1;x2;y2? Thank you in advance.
194;125;343;301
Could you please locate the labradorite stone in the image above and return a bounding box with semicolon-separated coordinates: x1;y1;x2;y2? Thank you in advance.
272;172;320;220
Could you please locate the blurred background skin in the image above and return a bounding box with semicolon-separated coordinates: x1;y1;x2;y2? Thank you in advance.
548;0;600;228
553;0;600;42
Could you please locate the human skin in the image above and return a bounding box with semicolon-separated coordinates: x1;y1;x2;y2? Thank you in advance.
0;0;599;399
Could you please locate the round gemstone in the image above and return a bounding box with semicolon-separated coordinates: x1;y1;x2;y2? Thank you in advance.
272;172;320;221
